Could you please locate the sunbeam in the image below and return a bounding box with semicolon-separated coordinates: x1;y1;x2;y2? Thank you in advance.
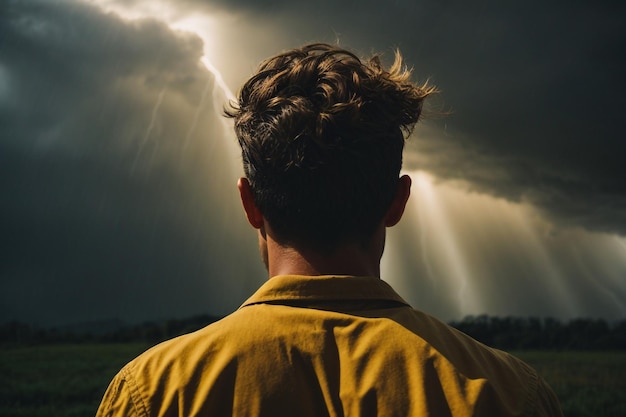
413;171;478;314
132;85;166;175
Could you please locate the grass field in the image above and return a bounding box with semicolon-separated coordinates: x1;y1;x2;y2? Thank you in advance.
0;343;150;417
514;350;626;417
1;344;624;416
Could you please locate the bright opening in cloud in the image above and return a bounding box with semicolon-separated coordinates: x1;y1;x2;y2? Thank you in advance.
90;0;239;94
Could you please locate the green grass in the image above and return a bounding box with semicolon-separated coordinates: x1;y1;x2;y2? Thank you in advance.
514;351;626;417
0;344;624;416
0;343;150;417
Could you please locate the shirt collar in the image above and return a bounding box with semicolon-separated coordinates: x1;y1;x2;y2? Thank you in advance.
240;275;410;309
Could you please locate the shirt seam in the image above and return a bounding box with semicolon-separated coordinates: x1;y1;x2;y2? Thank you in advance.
122;362;151;417
520;362;540;417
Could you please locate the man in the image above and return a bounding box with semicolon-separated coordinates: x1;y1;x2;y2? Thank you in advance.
97;43;563;416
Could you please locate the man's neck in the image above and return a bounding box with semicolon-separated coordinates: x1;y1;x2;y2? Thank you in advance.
265;228;385;279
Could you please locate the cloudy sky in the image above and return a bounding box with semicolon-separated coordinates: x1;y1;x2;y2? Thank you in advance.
1;0;625;326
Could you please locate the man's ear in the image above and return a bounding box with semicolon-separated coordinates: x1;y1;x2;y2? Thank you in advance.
237;178;264;229
384;174;411;227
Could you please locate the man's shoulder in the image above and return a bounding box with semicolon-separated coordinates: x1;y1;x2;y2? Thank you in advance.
397;307;537;378
96;309;280;417
396;308;562;416
127;309;254;368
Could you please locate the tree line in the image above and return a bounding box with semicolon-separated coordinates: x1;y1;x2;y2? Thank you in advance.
0;315;222;346
1;315;625;350
449;315;626;350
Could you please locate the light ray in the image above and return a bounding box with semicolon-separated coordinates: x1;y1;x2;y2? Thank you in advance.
503;204;578;317
182;77;212;153
132;85;166;174
200;56;236;103
411;171;478;315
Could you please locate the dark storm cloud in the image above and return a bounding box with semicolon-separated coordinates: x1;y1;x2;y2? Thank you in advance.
190;0;626;235
400;1;626;235
1;0;205;153
0;0;263;325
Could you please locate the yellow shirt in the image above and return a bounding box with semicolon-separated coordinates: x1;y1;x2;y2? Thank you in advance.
96;275;563;417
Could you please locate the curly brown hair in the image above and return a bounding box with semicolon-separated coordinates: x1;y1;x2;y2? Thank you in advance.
226;43;436;250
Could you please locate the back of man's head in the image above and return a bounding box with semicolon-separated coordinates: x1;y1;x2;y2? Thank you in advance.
226;43;435;252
